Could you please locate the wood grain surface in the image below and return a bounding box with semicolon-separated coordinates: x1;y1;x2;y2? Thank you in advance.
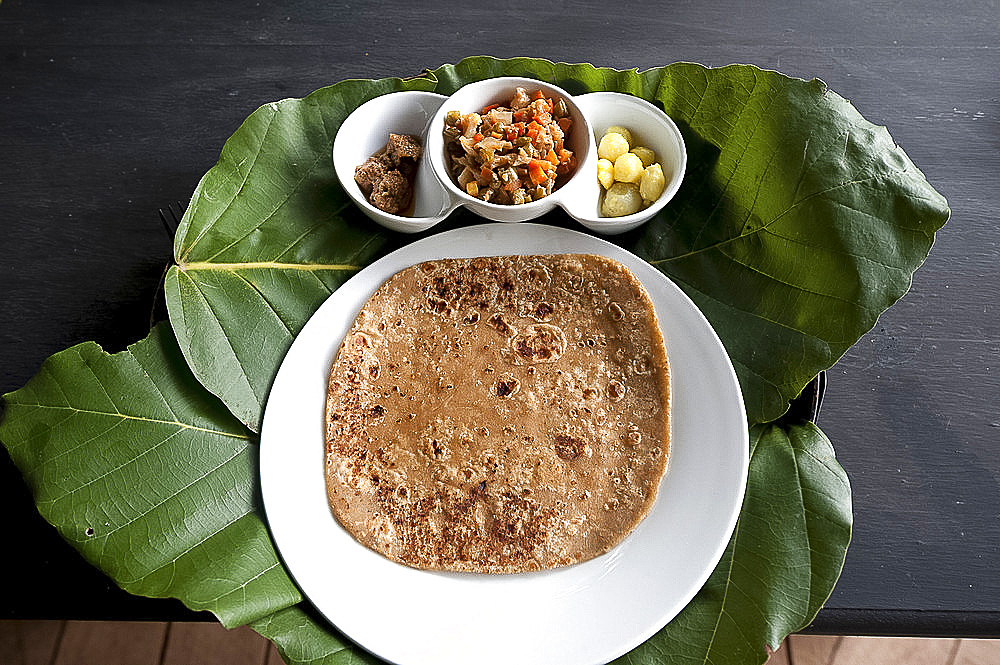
4;621;997;665
1;0;997;636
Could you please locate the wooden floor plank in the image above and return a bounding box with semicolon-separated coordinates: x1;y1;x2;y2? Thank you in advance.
788;634;843;663
6;623;993;665
53;621;167;665
952;638;1000;665
0;620;65;665
161;622;269;665
765;639;791;665
266;640;286;665
830;637;959;665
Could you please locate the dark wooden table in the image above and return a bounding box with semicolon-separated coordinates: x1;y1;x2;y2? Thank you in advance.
2;0;997;638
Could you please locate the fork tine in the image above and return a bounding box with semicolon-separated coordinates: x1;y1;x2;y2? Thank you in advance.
158;208;175;238
158;201;186;239
152;201;187;326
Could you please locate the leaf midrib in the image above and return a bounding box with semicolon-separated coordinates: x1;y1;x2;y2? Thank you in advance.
177;261;363;272
17;402;250;441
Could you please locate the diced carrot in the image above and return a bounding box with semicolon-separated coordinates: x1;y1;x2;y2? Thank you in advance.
535;111;552;126
528;159;553;186
532;90;546;101
545;149;559;166
481;103;501;112
473;132;483;142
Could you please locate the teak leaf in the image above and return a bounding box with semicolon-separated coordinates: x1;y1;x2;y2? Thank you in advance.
165;78;418;431
250;605;382;665
629;63;949;422
0;324;301;627
612;422;852;665
166;58;948;430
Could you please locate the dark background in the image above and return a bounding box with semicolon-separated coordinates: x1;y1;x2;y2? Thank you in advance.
2;0;998;635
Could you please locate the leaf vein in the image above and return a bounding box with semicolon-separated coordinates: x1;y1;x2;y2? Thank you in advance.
94;442;249;548
201;149;331;263
180;106;278;263
229;270;295;335
180;269;262;406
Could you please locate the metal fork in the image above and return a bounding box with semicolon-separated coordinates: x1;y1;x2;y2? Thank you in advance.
151;201;186;326
158;201;186;240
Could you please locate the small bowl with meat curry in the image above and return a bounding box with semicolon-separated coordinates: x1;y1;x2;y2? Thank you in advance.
334;77;686;235
333;90;454;233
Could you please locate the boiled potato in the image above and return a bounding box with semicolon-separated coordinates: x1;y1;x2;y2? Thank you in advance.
597;158;615;189
640;163;666;202
631;146;656;168
613;152;644;184
597;132;630;162
601;182;643;217
596;124;668;216
604;125;634;146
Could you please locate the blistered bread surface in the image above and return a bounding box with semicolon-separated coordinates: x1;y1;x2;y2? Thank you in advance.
324;254;670;573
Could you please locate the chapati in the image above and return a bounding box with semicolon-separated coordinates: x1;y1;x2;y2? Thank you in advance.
324;253;670;573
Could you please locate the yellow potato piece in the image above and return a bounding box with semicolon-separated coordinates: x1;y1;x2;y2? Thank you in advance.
631;146;656;168
597;158;615;189
613;152;644;184
640;163;666;202
598;132;630;162
605;125;634;146
602;182;643;217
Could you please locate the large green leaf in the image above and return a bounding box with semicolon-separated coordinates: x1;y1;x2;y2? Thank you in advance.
251;605;381;665
613;422;852;665
164;78;424;431
0;324;301;628
240;423;850;665
166;57;948;429
629;63;949;422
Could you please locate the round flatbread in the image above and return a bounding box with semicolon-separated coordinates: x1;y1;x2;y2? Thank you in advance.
324;254;670;573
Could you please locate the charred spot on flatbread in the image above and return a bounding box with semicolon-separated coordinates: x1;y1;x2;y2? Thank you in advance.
324;254;670;574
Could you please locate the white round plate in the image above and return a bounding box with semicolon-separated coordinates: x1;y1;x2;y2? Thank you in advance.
260;223;748;665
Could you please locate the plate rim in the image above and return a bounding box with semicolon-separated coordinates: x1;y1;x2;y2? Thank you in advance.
260;222;749;665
